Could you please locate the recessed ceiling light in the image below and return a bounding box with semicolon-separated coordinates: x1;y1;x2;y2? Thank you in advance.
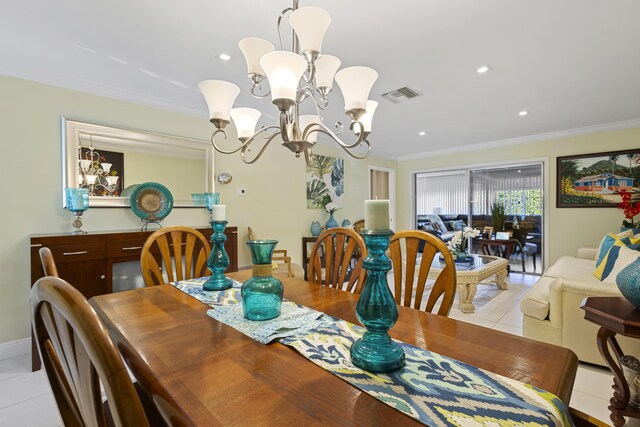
219;53;231;61
418;131;426;136
518;110;529;116
476;65;492;74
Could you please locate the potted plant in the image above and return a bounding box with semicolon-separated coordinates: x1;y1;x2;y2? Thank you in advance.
447;227;481;260
491;201;506;231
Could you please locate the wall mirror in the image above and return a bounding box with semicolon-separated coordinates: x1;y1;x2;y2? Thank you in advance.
62;118;214;207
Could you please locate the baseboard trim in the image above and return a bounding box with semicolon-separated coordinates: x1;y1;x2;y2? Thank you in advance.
0;338;30;360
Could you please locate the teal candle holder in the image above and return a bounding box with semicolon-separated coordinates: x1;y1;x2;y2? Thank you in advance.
350;229;405;373
241;240;283;321
65;187;89;234
204;220;232;291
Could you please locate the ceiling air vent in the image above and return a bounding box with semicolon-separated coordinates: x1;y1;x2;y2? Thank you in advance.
380;86;423;104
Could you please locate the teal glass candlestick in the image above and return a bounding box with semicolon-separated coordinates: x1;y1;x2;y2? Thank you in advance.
241;240;283;321
350;230;405;373
204;220;232;291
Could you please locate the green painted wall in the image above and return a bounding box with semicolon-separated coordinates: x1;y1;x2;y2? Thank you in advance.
0;75;395;343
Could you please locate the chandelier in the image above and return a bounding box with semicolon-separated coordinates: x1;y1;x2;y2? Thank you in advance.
198;0;378;165
77;137;120;196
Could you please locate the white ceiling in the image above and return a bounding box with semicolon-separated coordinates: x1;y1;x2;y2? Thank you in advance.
2;0;639;159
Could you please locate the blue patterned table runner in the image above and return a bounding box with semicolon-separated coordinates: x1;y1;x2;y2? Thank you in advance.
171;277;572;426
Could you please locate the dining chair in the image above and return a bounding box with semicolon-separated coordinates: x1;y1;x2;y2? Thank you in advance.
389;230;456;316
247;226;304;279
141;226;211;286
308;227;367;293
511;228;538;273
30;276;151;427
39;247;59;277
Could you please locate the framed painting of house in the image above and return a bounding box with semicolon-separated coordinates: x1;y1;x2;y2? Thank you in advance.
557;149;640;207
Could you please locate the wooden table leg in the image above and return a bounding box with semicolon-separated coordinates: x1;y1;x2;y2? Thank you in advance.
597;327;630;427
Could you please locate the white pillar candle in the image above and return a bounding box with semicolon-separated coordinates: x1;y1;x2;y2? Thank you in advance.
364;200;389;231
212;205;226;221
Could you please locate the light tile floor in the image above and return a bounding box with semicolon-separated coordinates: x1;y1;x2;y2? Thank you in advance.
0;272;623;426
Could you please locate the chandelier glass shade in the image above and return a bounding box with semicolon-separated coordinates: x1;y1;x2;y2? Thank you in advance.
77;144;120;196
199;0;378;164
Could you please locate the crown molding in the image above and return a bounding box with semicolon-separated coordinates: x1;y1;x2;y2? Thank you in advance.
0;67;208;119
396;118;640;161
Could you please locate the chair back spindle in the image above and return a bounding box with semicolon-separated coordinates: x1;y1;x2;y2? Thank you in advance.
141;226;211;286
308;227;367;293
389;230;456;316
30;277;150;427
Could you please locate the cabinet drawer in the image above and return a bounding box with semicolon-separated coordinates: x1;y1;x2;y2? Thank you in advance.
107;238;149;259
49;243;105;263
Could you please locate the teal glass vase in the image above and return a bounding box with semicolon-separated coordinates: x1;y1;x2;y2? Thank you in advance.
204;220;232;291
350;230;405;373
326;211;339;229
241;240;284;321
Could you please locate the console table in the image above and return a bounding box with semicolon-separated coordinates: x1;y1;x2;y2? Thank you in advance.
476;237;517;274
582;296;640;426
29;226;238;370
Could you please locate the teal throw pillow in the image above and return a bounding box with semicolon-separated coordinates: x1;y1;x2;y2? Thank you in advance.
597;235;632;265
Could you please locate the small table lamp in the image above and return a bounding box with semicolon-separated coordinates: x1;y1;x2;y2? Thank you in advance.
65;188;89;234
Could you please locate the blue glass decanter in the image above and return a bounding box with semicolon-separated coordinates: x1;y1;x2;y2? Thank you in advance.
241;240;284;321
350;230;405;373
204;220;232;291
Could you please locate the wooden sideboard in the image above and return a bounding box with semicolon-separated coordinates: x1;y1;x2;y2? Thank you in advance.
29;226;238;370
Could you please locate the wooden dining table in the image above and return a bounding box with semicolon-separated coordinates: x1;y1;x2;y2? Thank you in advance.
90;270;578;426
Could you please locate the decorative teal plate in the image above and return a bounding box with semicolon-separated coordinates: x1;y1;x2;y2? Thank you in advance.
129;182;173;221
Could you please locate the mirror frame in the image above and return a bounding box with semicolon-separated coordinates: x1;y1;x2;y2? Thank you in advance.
62;118;214;208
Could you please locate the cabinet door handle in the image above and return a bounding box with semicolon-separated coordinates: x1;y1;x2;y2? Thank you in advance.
122;246;143;251
100;275;106;279
63;251;88;256
30;244;43;248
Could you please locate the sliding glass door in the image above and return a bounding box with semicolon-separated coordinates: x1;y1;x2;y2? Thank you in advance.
414;163;544;274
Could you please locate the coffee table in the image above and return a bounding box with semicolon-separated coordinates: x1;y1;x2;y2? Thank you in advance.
429;254;509;314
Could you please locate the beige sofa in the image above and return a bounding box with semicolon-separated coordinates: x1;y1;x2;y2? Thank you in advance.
521;246;640;365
